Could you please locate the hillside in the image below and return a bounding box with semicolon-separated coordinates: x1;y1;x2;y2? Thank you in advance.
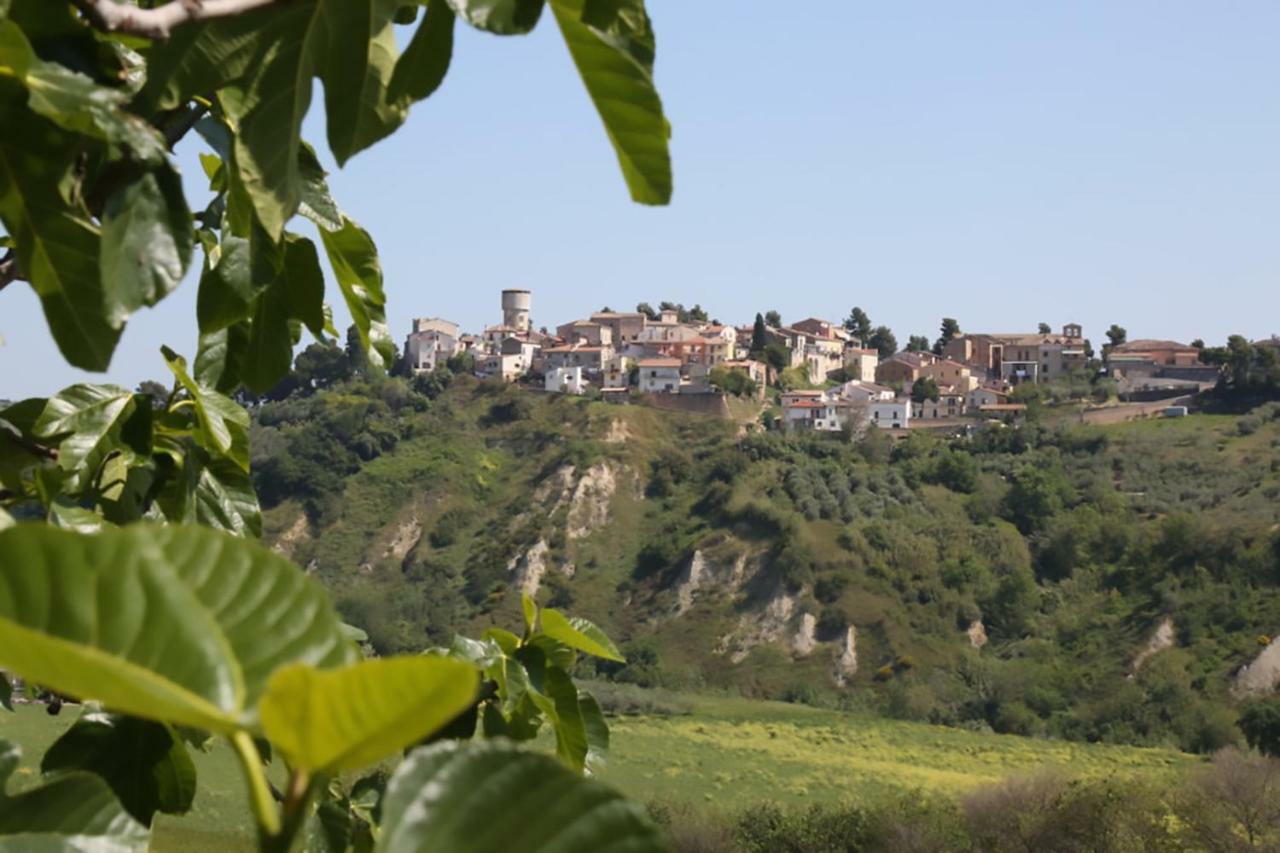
251;371;1280;754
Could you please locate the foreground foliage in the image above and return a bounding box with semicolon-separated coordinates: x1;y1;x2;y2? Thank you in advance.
0;523;657;850
0;0;674;849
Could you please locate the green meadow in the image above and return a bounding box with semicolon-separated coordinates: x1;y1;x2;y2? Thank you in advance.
3;694;1197;850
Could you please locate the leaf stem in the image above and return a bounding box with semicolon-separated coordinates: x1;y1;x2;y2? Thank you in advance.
230;730;281;841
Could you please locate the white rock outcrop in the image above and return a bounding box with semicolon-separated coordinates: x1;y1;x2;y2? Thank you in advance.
1235;636;1280;695
834;627;858;685
718;588;796;664
508;539;550;597
567;462;617;540
383;517;422;561
792;613;817;656
967;620;988;650
1132;616;1175;672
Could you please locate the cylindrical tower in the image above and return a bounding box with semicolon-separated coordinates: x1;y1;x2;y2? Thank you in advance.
502;289;531;333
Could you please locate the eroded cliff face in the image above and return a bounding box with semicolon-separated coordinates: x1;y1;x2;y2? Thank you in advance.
1132;617;1175;673
1236;636;1280;696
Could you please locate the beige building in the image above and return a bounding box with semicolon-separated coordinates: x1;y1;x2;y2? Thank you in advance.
944;324;1086;384
844;347;879;382
591;311;647;344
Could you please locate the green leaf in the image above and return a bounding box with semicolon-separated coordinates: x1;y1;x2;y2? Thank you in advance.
0;523;356;733
31;384;135;474
543;665;588;771
281;234;327;339
0;510;8;534
196;235;257;334
161;347;250;470
259;656;478;773
190;449;261;537
538;609;624;662
0;739;148;851
548;0;671;204
47;501;107;533
444;0;544;34
319;216;394;369
376;740;664;853
388;0;455;104
100;166;194;327
0;20;165;163
297;143;343;233
0;674;10;711
0;109;118;371
521;593;538;631
193;323;251;394
579;690;608;773
143;0;409;237
42;711;196;825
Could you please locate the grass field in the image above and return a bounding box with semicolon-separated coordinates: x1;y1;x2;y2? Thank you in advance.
598;695;1198;812
1;704;261;852
2;695;1200;850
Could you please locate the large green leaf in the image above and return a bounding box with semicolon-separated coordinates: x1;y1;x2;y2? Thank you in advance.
376;740;664;853
259;656;478;773
319;216;394;369
0;524;355;732
195;235;259;334
193;325;251;394
0;20;164;163
538;608;624;662
444;0;544;34
0;739;148;852
0;107;118;371
42;710;196;825
388;0;455;105
31;384;136;475
142;0;409;238
99;165;194;327
549;0;671;204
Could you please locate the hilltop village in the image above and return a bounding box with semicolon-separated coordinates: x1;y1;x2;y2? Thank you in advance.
403;290;1274;431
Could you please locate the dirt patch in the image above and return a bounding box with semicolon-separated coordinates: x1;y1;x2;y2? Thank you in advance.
271;513;310;558
792;613;817;656
382;516;422;561
717;587;796;664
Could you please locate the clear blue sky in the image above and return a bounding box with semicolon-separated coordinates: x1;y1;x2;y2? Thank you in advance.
3;1;1279;398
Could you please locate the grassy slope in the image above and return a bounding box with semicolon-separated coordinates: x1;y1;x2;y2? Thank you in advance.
257;382;1280;749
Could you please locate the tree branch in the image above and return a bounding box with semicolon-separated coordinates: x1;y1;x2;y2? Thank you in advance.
0;250;19;292
72;0;280;40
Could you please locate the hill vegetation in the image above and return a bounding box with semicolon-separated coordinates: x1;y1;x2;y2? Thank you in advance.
251;364;1280;756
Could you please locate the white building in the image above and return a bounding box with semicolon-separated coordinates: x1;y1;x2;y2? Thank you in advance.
637;357;681;393
545;366;586;395
870;399;911;429
404;318;461;373
834;380;895;402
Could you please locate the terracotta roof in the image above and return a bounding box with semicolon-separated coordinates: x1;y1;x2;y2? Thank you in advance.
781;389;824;396
638;357;681;367
1113;339;1196;352
784;400;826;409
544;345;608;354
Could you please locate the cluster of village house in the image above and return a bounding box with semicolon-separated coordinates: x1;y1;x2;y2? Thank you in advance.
403;289;1255;432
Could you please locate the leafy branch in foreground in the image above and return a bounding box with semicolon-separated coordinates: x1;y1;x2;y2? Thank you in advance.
0;524;660;851
0;0;674;848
